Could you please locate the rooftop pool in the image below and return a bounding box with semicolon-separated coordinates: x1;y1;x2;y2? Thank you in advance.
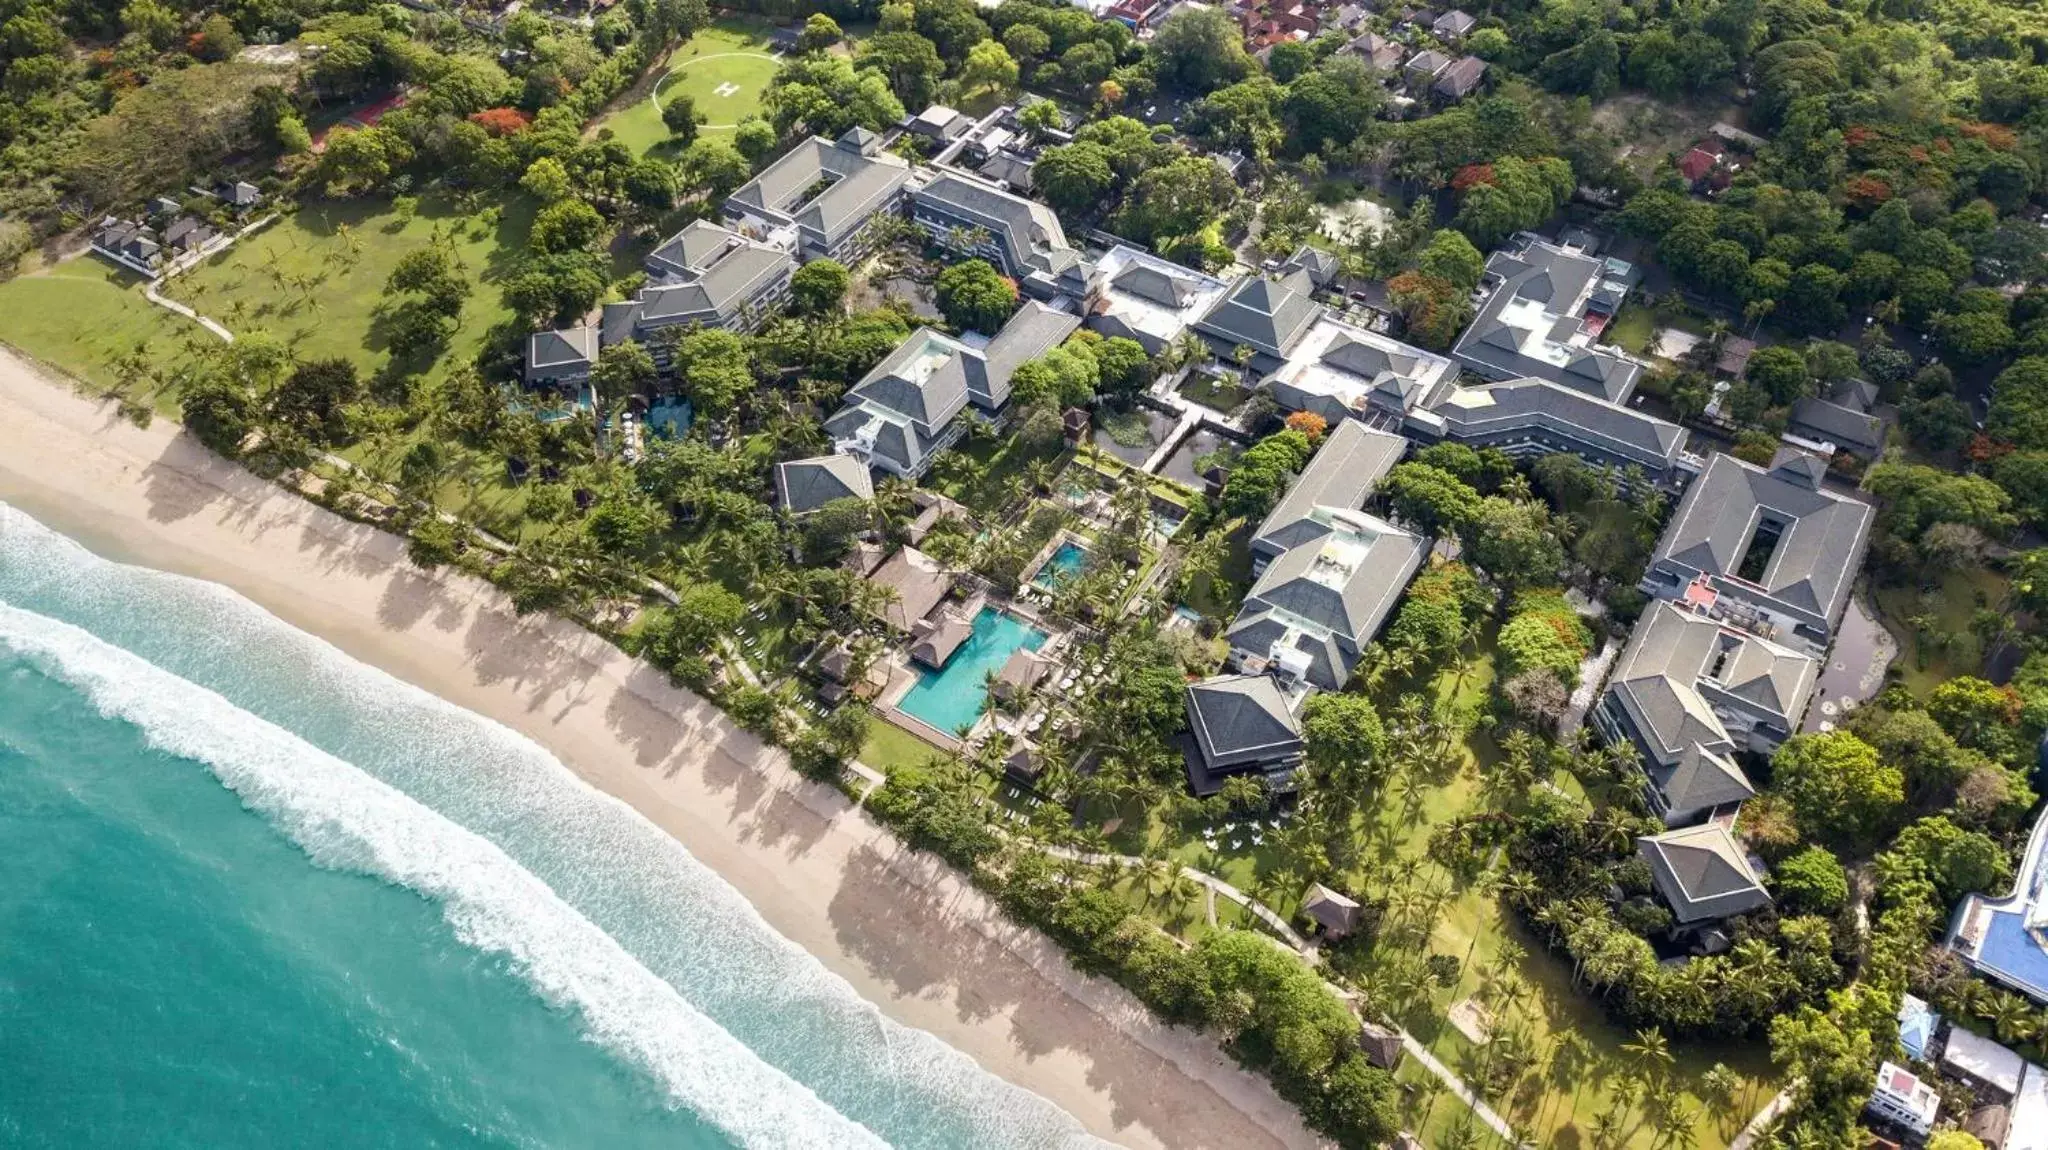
895;608;1047;738
1032;540;1088;590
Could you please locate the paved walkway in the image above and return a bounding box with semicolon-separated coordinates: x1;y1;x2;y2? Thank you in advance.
140;214;279;343
1039;842;1312;951
1727;1086;1795;1150
1137;406;1204;475
1401;1033;1524;1144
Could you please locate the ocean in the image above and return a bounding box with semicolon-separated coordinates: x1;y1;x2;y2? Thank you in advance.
0;504;1101;1150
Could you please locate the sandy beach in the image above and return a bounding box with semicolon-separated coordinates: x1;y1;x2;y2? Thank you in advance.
0;350;1321;1150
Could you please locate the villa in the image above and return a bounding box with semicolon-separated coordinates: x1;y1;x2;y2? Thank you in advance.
1264;316;1457;425
1592;601;1818;826
1451;233;1642;405
523;326;599;387
908;170;1097;301
774;454;874;516
1642;449;1874;654
1180;673;1306;797
827;304;1080;478
1227;421;1424;690
1637;822;1771;928
1086;244;1233;353
721;128;912;265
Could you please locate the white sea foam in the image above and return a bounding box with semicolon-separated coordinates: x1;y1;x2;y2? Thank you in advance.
0;504;1110;1150
0;601;887;1150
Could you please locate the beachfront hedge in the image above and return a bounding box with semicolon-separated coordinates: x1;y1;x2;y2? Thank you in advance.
863;767;1401;1147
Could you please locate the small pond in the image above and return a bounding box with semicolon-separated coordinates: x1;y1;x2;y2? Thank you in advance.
1157;427;1236;489
1090;407;1179;465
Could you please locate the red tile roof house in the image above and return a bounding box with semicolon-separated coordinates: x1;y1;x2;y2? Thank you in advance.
1677;143;1727;187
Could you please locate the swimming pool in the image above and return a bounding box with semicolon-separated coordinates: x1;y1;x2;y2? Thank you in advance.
895;609;1048;737
1033;541;1088;590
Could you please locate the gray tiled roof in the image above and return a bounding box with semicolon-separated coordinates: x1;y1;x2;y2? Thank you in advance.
723;131;911;253
1788;396;1885;456
976;302;1082;409
1113;262;1203;310
1253;419;1407;552
525;326;599;375
1435;54;1487;96
630;221;795;332
1638;824;1770;924
912;171;1090;288
1427;378;1686;472
1195;271;1323;361
845;329;973;432
1450;238;1641;404
1186;674;1302;770
1649;451;1874;634
775;454;874;514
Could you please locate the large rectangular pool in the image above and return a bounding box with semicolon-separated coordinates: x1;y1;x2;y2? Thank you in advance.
895;608;1048;738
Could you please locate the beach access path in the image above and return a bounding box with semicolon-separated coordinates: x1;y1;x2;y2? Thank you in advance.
0;349;1323;1150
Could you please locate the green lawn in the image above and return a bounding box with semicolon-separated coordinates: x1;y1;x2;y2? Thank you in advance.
1606;305;1658;355
596;20;785;155
0;256;196;408
860;715;948;773
163;194;535;382
1178;371;1249;414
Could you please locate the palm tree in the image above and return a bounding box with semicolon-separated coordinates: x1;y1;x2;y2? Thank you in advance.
1621;1026;1675;1095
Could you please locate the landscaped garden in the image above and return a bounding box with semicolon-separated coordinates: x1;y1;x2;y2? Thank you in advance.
0;254;194;407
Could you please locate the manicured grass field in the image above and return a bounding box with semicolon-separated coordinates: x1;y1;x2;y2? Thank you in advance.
163;194;536;380
860;716;947;773
596;21;783;155
0;256;195;407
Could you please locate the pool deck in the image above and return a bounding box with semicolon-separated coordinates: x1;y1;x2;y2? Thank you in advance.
874;600;1070;750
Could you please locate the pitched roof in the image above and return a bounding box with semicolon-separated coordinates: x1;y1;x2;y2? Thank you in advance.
1405;48;1451;77
1195;270;1323;360
628;221;795;334
912;171;1091;289
526;326;599;373
910;609;976;668
1788;396;1885;455
976;302;1083;409
775;454;874;514
1253;419;1408;549
1185;674;1303;770
1427;377;1687;472
1650;452;1875;633
866;546;952;631
1435;55;1486;96
845;329;975;433
1637;824;1770;924
723;132;912;252
1605;601;1816;775
1303;883;1362;933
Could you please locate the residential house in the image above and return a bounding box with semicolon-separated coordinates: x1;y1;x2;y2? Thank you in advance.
1180;673;1305;797
1431;8;1475;38
90;217;162;276
864;546;954;631
1264;316;1457;424
1714;335;1756;378
1787;380;1886;459
524;326;599;386
827;304;1079;477
161;215;216;258
722;128;913;265
1192;268;1324;372
1413;376;1692;480
1328;3;1372;32
1403;49;1451;89
1677;142;1727;189
1592;601;1818;826
909;171;1096;300
1943;1027;2026;1101
1433;56;1486;100
1451;233;1643;404
1106;0;1169;27
1637;823;1771;926
215;179;262;212
1087;244;1234;353
1642;449;1875;653
1347;30;1408;72
1866;1063;1940;1140
775;454;875;515
1228;421;1425;690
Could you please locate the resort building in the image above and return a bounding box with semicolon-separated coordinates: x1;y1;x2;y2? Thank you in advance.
1642;449;1874;654
1411;377;1693;481
721;128;913;265
1451;233;1642;405
91;216;168;276
1433;56;1487;100
1951;804;2048;1006
863;546;953;632
908;170;1096;301
1866;1063;1940;1140
1263;316;1456;426
1346;30;1407;71
1086;244;1233;353
1191;267;1323;373
607;221;797;344
1227;422;1424;691
1302;884;1363;939
1180;673;1306;797
774;454;874;516
1786;381;1887;460
1592;601;1818;826
523;326;598;387
826;304;1080;478
1636;823;1771;926
1944;1027;2027;1101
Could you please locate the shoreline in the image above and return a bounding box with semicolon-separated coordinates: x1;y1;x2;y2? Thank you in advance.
0;350;1321;1150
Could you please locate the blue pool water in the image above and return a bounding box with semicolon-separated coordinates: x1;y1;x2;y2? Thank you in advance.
1033;541;1088;589
0;504;1102;1150
896;609;1048;736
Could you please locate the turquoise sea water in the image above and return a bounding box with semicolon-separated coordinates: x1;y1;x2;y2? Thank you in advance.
896;609;1048;737
0;504;1101;1150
